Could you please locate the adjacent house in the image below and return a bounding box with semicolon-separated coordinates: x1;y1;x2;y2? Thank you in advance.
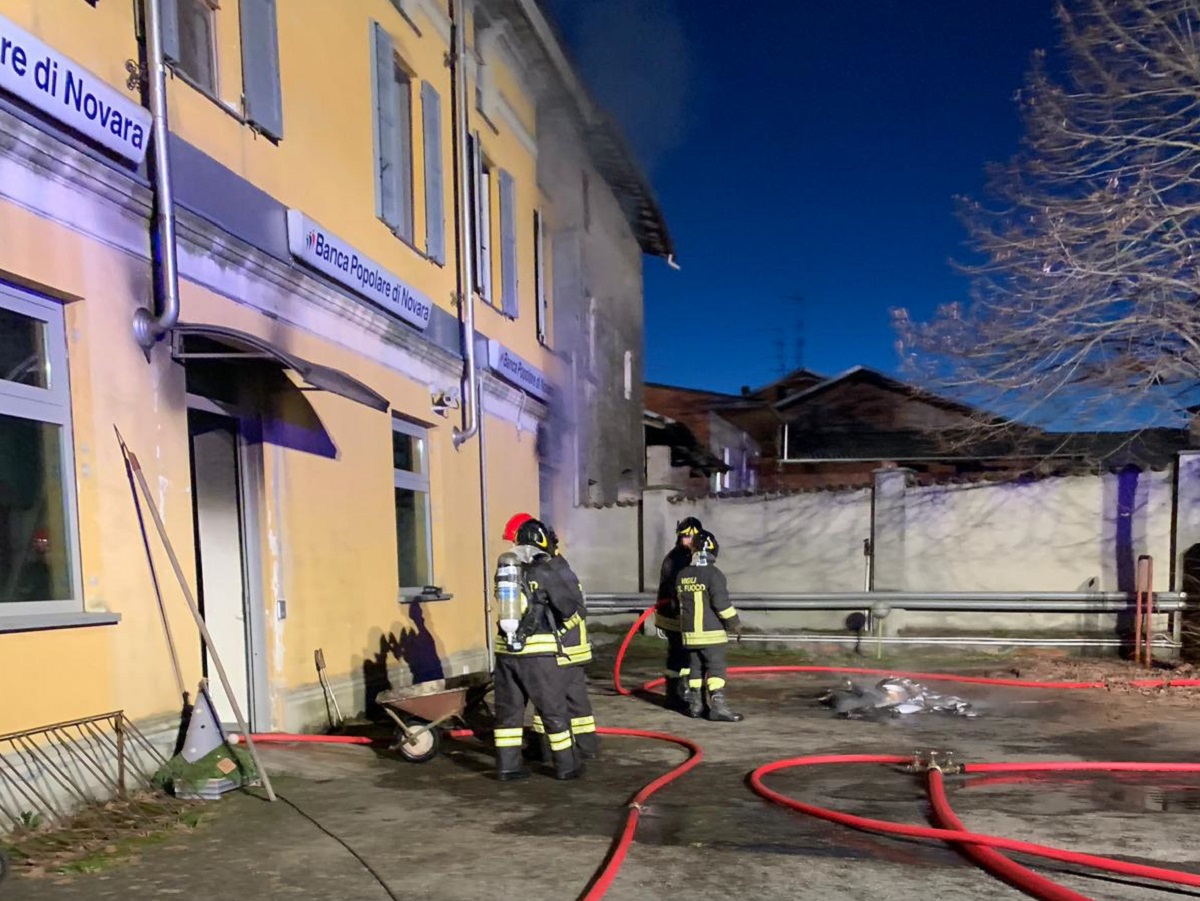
646;366;1192;494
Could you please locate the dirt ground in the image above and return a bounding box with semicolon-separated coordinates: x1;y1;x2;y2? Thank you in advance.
5;643;1200;900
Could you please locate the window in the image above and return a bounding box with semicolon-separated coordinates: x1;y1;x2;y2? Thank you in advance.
498;170;518;317
476;162;494;302
173;0;218;93
582;170;591;232
624;350;633;400
0;289;79;616
534;210;548;344
372;22;416;243
586;296;597;375
393;418;432;598
161;0;284;139
538;463;555;525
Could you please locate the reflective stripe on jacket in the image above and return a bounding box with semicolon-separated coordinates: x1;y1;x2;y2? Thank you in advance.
548;553;592;667
495;555;581;657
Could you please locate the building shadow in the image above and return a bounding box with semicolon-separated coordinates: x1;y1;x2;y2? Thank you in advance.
360;604;447;720
1113;465;1140;659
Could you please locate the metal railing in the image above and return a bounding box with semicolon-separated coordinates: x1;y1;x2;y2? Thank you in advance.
0;711;167;829
586;591;1189;614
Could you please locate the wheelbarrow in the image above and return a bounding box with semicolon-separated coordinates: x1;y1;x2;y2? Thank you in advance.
375;672;493;763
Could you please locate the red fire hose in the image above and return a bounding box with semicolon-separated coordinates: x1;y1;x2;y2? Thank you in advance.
612;605;1200;694
232;608;1200;901
232;723;701;901
750;755;1200;898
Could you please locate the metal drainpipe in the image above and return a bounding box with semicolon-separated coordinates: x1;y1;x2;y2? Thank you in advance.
132;0;182;349
450;0;479;449
447;0;491;669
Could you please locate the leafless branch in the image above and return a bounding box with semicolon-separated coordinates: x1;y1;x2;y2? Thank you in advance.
895;0;1200;458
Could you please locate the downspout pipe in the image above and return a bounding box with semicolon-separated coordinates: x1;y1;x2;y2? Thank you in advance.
133;0;182;349
447;0;491;670
450;0;479;449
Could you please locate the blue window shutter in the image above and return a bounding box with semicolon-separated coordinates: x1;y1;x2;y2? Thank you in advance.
160;0;181;62
239;0;284;140
499;169;518;318
371;21;401;229
421;82;445;264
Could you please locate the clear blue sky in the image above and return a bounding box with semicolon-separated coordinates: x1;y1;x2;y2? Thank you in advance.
541;0;1060;395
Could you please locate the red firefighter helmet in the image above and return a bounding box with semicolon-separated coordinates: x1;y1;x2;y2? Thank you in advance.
503;512;534;542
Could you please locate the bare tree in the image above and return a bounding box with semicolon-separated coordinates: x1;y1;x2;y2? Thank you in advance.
895;0;1200;448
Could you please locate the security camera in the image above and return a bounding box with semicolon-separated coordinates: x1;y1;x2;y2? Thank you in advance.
431;386;461;417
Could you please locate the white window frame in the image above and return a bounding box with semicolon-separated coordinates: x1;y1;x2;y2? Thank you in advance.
392;417;433;601
393;61;416;245
0;287;82;618
623;350;633;401
174;0;220;96
477;166;494;303
534;209;548;345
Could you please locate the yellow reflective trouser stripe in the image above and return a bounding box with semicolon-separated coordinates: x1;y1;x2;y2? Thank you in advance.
571;716;596;734
708;677;726;691
684;630;728;647
531;716;545;734
494;727;524;748
687;676;703;689
547;730;573;752
718;606;739;620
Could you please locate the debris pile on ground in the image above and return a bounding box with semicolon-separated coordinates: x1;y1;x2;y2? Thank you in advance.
985;658;1200;706
818;677;977;719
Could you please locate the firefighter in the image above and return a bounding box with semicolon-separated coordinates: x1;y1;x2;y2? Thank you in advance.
491;521;584;781
677;530;744;722
656;517;703;712
502;514;598;760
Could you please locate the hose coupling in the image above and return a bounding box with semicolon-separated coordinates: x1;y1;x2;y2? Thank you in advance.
907;750;964;775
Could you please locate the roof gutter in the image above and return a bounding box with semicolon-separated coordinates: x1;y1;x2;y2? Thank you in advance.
132;0;181;349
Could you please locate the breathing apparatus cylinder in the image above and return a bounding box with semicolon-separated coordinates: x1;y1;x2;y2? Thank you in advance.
496;552;524;651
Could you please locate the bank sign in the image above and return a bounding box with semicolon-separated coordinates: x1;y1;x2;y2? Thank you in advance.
486;339;552;402
286;210;432;332
0;15;150;164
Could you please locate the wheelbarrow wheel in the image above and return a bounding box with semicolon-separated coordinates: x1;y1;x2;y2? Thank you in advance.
394;718;440;763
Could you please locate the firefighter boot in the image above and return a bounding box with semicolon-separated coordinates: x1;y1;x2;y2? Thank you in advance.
575;730;599;760
496;746;530;781
707;691;744;723
522;727;547;763
552;743;585;781
664;678;685;712
687;685;705;719
678;679;695;712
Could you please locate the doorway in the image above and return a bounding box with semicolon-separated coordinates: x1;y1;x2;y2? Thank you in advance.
187;404;262;727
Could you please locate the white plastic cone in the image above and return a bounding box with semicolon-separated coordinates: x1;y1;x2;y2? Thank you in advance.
182;684;228;763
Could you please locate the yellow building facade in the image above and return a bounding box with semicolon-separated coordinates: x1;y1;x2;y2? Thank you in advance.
0;0;669;769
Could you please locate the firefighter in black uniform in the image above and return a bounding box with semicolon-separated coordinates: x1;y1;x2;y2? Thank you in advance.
677;530;744;722
502;514;599;761
491;523;585;781
656;517;703;712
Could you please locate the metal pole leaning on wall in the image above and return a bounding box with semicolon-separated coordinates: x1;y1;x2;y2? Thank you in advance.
115;429;276;802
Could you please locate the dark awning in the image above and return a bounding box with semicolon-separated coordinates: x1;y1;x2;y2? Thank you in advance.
170;323;389;412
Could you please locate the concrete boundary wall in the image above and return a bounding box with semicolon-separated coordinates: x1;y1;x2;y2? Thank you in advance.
567;468;1181;601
